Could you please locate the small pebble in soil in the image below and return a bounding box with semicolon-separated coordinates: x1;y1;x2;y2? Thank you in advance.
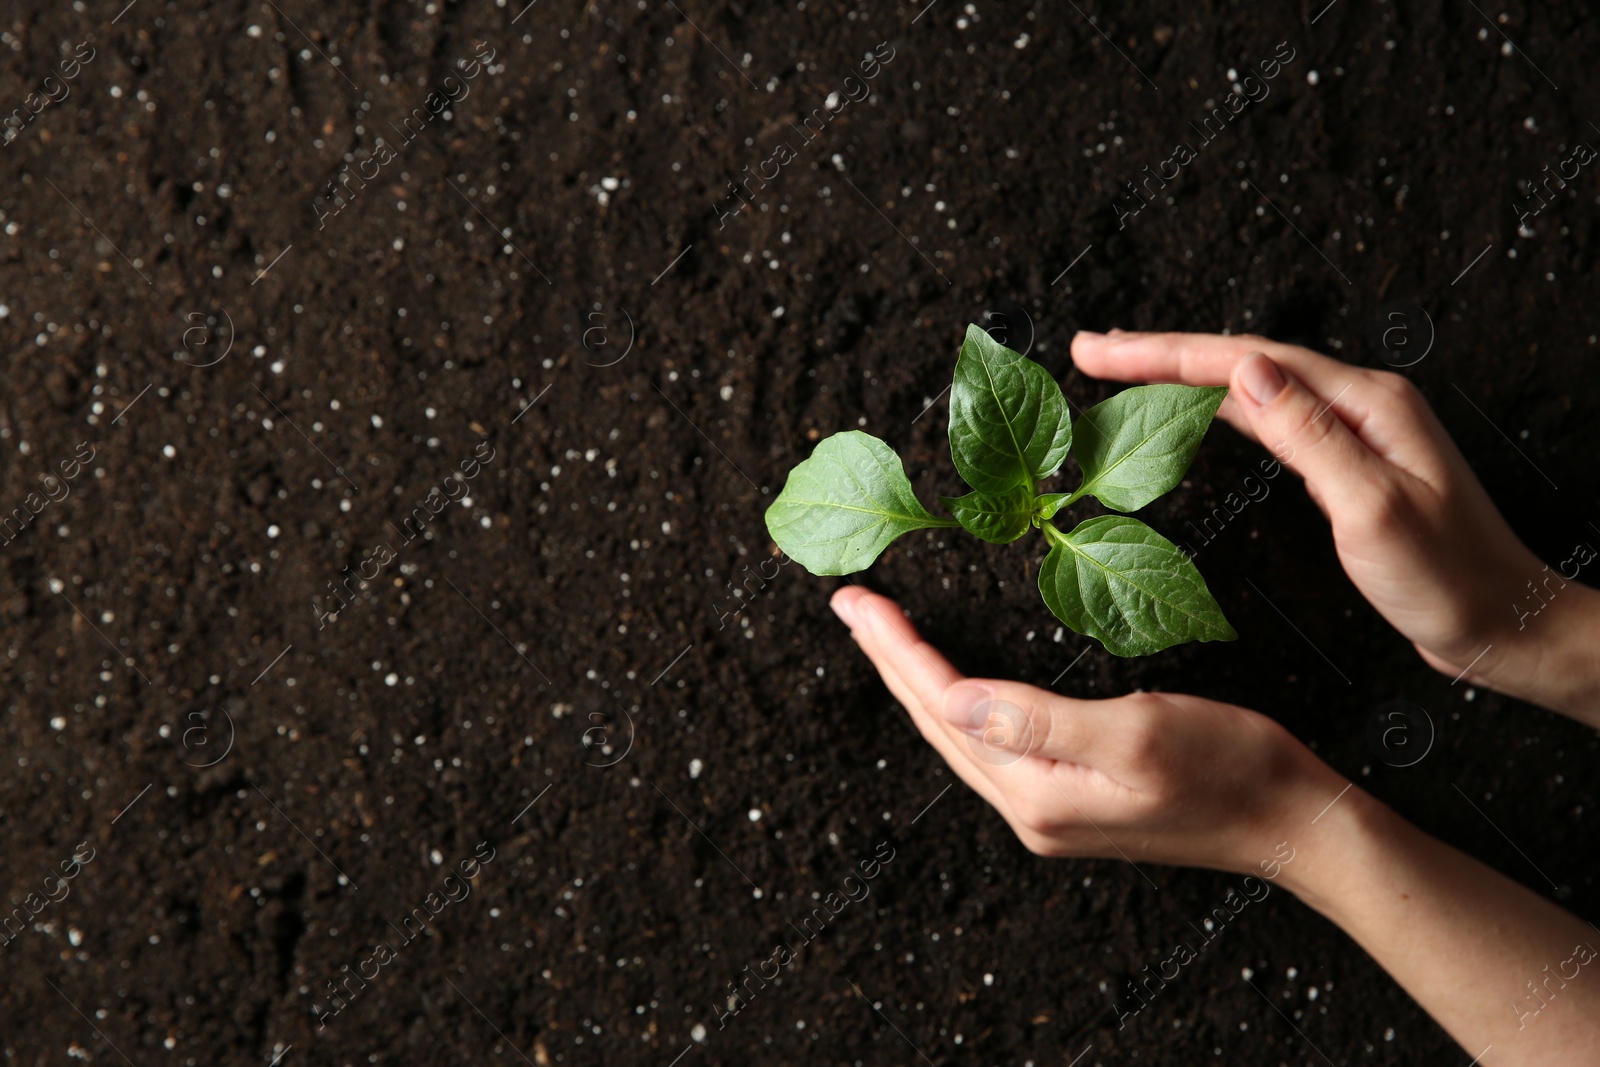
689;759;702;778
747;808;761;822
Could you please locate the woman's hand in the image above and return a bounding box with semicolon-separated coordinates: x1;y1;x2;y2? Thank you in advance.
830;585;1341;873
1071;329;1600;721
834;583;1600;1065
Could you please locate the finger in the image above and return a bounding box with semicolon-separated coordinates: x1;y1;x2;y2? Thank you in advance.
1072;330;1355;395
863;638;1003;801
833;586;961;707
1081;340;1254;444
856;625;965;758
940;678;1149;829
1079;331;1453;489
1076;330;1399;437
1230;352;1399;515
839;587;1123;770
831;587;1010;811
835;590;1136;835
938;677;1129;768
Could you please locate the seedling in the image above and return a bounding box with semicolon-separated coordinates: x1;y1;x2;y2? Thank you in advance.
765;324;1236;657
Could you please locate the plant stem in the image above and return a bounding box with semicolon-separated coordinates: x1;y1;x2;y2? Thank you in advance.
1040;520;1068;548
927;517;963;528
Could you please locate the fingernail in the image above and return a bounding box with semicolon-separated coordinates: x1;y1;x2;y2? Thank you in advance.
1237;352;1286;405
941;681;994;731
1074;329;1104;341
830;593;858;630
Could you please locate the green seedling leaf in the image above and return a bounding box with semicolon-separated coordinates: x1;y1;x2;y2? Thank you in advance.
1070;384;1229;512
949;323;1071;494
1039;515;1236;657
940;484;1035;544
1033;493;1071;521
765;430;954;575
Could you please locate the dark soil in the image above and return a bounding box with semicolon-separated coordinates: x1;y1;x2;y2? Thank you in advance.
2;1;1597;1064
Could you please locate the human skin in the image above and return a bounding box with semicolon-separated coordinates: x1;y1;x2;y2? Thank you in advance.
828;330;1600;1065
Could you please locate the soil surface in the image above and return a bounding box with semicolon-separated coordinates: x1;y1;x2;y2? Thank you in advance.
1;1;1597;1064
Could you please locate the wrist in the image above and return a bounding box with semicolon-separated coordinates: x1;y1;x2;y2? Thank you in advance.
1270;779;1403;919
1228;736;1351;883
1516;582;1600;724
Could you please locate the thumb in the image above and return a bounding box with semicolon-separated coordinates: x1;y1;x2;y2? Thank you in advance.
941;678;1122;767
1231;352;1392;514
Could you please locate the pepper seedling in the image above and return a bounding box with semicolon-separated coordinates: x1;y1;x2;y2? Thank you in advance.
764;323;1237;656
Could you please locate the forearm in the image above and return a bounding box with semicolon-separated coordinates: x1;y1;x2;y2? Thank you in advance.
1279;786;1599;1066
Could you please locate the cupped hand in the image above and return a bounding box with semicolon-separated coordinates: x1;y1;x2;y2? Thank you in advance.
830;586;1339;873
1071;330;1593;711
